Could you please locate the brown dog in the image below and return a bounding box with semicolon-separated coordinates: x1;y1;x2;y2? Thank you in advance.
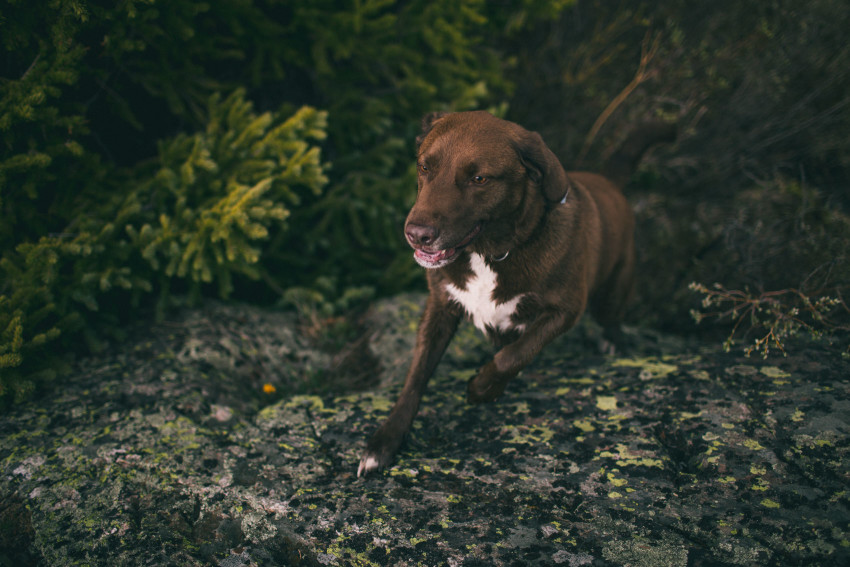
358;111;674;477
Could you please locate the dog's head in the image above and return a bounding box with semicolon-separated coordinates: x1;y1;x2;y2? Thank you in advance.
405;111;571;269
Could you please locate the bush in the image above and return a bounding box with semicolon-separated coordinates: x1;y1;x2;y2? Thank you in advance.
503;0;850;351
126;91;328;301
685;179;850;355
0;88;328;402
0;0;575;402
689;283;846;358
5;0;847;401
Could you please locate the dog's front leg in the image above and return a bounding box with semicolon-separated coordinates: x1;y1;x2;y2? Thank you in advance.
467;309;575;404
358;295;461;477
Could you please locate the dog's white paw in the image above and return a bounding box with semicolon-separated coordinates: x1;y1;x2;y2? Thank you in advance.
359;422;405;477
357;454;381;478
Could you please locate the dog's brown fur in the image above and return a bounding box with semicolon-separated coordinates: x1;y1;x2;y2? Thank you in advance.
358;111;674;476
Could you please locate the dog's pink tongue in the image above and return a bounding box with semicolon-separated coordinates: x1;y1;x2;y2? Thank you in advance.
415;248;453;264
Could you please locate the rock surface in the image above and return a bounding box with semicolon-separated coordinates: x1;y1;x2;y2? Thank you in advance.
1;296;849;566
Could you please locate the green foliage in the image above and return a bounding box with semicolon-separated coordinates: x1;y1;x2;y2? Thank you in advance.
85;0;291;125
280;0;513;292
0;237;82;402
0;0;91;244
0;0;578;402
126;90;327;300
0;86;328;402
5;0;845;399
0;0;97;401
282;277;375;322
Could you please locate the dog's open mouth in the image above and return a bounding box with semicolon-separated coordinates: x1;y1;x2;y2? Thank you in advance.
413;224;481;269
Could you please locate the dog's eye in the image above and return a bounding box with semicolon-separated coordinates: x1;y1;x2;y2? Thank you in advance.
417;163;429;173
471;175;488;185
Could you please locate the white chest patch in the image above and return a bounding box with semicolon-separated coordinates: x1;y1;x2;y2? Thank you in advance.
445;253;525;333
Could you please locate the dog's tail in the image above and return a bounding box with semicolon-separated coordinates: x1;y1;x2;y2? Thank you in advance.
604;121;677;188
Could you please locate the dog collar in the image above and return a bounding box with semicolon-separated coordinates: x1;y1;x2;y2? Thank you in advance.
491;251;510;262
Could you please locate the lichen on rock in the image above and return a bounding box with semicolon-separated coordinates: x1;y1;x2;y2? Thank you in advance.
1;296;849;565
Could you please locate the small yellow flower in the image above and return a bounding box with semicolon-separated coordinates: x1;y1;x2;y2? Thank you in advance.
262;383;276;394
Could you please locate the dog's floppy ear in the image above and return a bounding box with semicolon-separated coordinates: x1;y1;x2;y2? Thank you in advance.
514;129;572;203
416;112;449;148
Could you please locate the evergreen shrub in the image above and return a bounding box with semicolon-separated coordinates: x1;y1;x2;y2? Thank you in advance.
0;87;328;402
1;0;574;401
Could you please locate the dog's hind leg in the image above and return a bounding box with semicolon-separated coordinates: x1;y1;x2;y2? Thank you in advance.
590;252;636;354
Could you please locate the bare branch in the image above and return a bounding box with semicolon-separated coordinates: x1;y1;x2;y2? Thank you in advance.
577;30;662;166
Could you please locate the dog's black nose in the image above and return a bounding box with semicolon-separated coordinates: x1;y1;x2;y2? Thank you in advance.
405;224;438;247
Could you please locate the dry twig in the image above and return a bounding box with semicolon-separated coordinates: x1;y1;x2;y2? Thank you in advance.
577;30;662;166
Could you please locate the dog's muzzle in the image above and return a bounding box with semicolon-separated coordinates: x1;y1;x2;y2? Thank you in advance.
406;224;481;269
